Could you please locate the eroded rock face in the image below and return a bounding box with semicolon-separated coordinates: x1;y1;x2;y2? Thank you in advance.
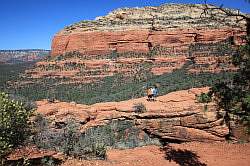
51;29;244;56
51;4;246;56
34;87;228;145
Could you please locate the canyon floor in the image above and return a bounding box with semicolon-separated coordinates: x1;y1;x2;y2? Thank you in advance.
63;142;250;166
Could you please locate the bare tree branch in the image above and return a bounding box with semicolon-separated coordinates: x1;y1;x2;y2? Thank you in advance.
202;2;248;19
201;0;250;35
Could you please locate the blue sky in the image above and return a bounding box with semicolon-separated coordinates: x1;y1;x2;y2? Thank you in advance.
0;0;249;50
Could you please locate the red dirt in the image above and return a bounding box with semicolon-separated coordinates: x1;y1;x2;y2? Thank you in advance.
62;142;250;166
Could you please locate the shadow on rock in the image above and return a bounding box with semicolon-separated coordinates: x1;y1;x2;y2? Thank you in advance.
163;145;207;166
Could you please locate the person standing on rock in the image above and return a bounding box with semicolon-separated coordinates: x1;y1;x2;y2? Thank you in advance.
152;84;159;101
147;87;154;101
146;84;159;101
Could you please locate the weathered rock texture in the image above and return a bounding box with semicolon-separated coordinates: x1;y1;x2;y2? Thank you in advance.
51;4;246;56
35;87;228;144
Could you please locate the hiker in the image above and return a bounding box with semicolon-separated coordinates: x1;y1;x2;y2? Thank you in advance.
152;84;159;101
147;87;154;101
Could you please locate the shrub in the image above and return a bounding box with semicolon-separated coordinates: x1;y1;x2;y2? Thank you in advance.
196;92;212;112
196;92;212;103
31;113;49;144
133;103;147;113
92;143;107;160
33;117;107;160
8;94;37;111
40;156;62;166
61;119;107;160
0;92;33;159
62;118;79;156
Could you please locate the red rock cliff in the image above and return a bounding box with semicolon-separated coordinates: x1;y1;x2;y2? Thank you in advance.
51;4;247;56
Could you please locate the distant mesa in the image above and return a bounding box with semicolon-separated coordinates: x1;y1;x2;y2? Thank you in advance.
0;49;50;64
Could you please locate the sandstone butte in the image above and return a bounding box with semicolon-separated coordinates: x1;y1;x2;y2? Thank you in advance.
51;4;247;56
22;4;248;83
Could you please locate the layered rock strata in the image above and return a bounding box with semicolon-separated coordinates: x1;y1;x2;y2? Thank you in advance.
51;4;246;56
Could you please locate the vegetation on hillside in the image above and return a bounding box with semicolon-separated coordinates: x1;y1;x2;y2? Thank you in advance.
0;62;35;91
3;61;234;105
